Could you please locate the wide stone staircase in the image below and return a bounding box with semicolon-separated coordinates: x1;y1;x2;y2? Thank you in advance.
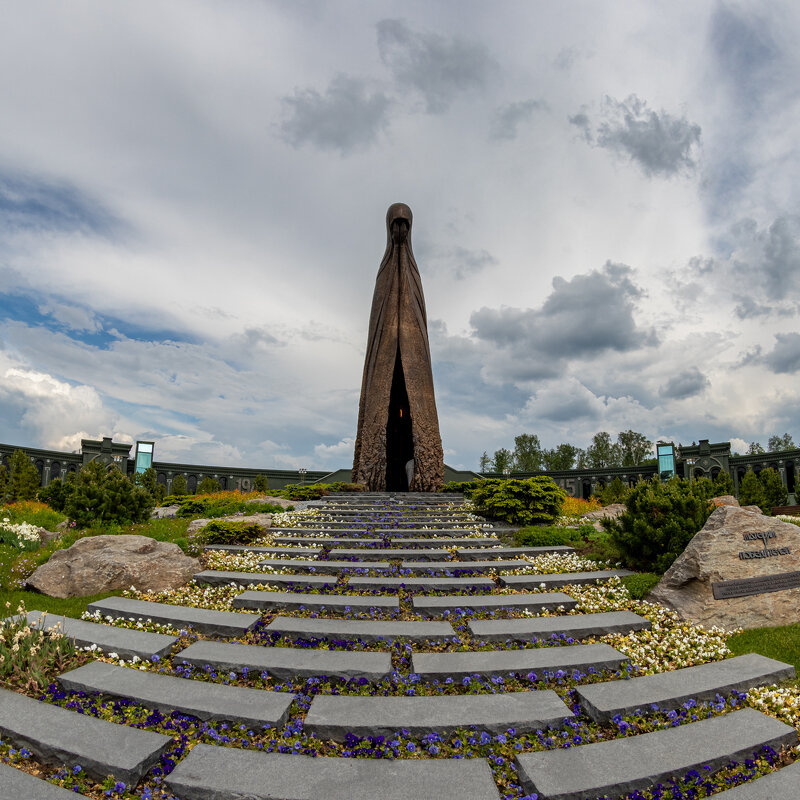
1;493;798;799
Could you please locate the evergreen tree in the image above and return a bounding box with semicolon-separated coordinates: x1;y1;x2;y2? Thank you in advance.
171;474;188;496
0;466;8;502
253;474;270;493
197;475;221;494
65;460;153;528
478;451;491;472
6;450;41;501
38;477;75;512
712;469;734;496
758;467;788;513
738;469;766;509
135;467;159;498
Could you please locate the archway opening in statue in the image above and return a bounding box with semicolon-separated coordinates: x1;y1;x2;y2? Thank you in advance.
386;348;414;491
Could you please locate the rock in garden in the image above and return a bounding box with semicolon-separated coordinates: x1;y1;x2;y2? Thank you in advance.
26;535;200;598
710;495;738;508
648;506;800;630
150;504;181;519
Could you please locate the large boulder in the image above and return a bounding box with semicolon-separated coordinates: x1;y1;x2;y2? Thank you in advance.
648;506;800;630
26;535;200;598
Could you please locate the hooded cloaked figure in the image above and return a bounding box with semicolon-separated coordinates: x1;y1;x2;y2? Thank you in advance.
352;203;444;491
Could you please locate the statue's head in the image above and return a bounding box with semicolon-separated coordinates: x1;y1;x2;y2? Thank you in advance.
386;202;412;245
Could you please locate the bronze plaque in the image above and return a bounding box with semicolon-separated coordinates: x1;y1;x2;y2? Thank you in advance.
712;570;800;600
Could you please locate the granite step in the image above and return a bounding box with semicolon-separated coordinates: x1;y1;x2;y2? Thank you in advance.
468;611;650;642
264;616;457;645
712;760;800;798
256;558;391;572
347;575;495;592
374;524;485;531
273;536;383;546
304;689;573;741
328;548;453;561
87;596;260;638
268;527;370;535
58;660;295;728
0;762;92;798
176;640;393;682
25;610;177;661
499;569;636;589
233;590;400;613
576;652;797;722
515;707;798;800
193;570;337;589
205;544;322;557
400;559;529;573
411;642;629;681
456;546;575;559
166;743;500;800
0;686;172;785
413;591;578;616
390;537;500;547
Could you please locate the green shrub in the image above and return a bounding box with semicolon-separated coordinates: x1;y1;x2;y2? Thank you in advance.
712;469;735;496
442;480;483;497
738;469;766;510
170;474;188;496
281;484;328;501
195;520;265;546
759;467;788;513
197;476;221;494
604;477;714;573
622;572;662;599
514;526;578;547
64;460;154;528
1;500;66;531
37;477;75;513
472;477;566;526
176;495;282;519
595;477;631;505
253;474;270;493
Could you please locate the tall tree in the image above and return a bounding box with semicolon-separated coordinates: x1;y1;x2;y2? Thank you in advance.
6;449;41;502
478;451;491;472
747;442;766;455
617;430;653;466
491;448;514;473
542;443;579;471
585;432;621;468
512;434;543;472
768;433;795;452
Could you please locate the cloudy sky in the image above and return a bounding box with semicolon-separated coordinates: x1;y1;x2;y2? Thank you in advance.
1;1;799;472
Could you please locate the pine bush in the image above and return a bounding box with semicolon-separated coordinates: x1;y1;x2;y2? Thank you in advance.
471;477;566;526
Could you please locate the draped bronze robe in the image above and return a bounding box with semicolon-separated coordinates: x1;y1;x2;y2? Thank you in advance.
352;203;444;491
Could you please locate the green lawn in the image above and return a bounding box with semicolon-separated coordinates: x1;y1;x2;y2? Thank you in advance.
728;622;800;678
0;589;119;619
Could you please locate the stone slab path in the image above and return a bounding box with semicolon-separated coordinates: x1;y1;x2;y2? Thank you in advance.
233;590;401;612
25;610;177;660
166;744;501;800
58;660;295;728
515;707;798;800
412;591;578;616
0;762;91;798
176;640;393;682
87;596;260;637
0;687;172;785
264;615;457;645
194;570;337;589
347;575;495;591
576;652;797;722
468;610;650;642
303;690;573;740
499;569;636;588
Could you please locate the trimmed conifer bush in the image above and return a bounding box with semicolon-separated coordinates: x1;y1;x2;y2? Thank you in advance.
471;476;565;526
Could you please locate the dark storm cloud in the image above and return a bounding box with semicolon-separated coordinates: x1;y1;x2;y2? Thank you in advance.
660;367;709;400
280;75;391;155
764;333;800;374
709;5;778;108
734;296;796;320
489;99;546;141
376;19;493;114
0;171;123;236
468;262;656;381
571;95;701;177
728;215;800;300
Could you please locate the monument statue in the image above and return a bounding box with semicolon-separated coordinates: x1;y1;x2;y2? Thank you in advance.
352;203;445;491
